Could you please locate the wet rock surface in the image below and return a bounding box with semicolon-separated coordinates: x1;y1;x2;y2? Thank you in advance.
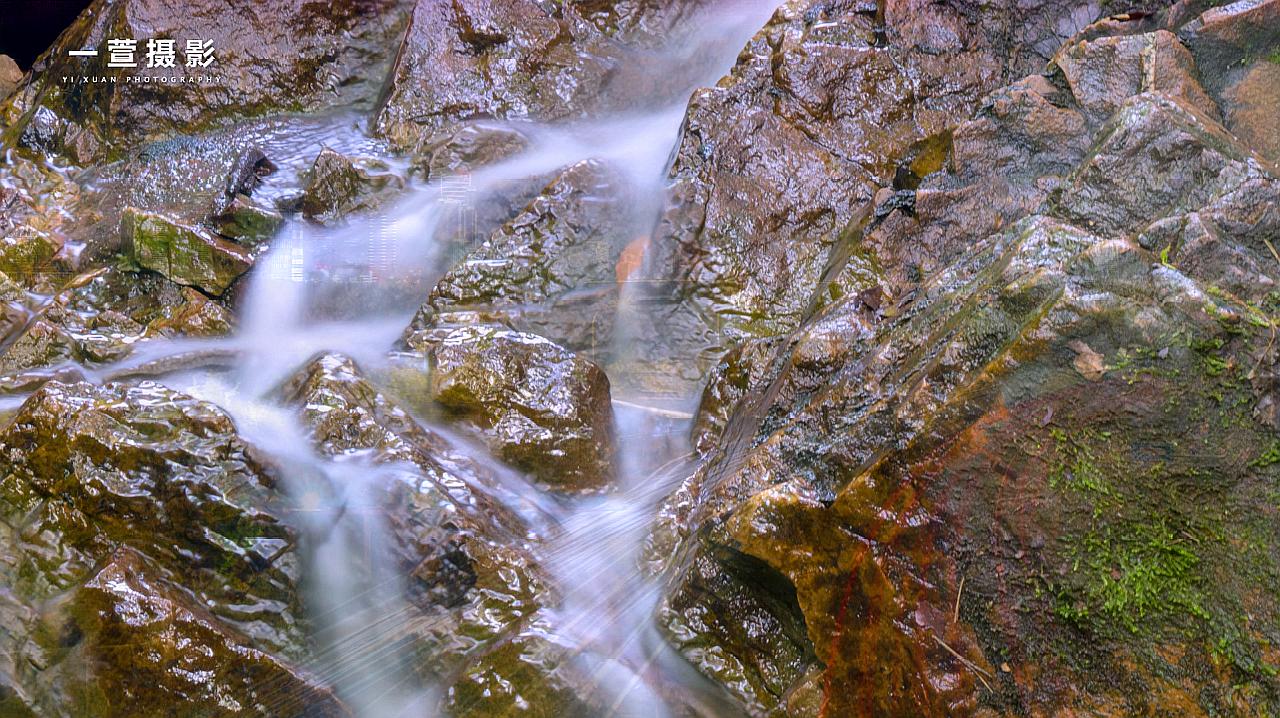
105;137;278;223
648;3;1280;715
0;267;234;383
0;380;318;715
66;547;349;718
1;0;413;161
407;159;634;357
1;0;1280;715
300;148;406;224
372;0;710;151
123;207;254;295
1183;0;1280;164
278;352;598;716
413;325;616;493
214;193;285;244
634;0;1194;387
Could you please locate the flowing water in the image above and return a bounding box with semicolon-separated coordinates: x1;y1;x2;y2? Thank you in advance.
16;2;783;714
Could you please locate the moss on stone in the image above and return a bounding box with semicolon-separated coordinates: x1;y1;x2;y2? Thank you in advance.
122;207;253;296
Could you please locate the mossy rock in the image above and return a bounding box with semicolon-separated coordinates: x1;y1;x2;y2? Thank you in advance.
213;193;283;244
655;12;1280;713
56;548;349;718
0;380;316;714
122;207;252;296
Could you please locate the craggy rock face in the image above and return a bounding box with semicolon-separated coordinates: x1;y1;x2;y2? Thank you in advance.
413;325;617;493
636;0;1191;382
1182;0;1280;164
651;3;1280;715
0;380;321;714
0;154;82;293
372;0;709;152
2;0;1280;714
1;0;413;161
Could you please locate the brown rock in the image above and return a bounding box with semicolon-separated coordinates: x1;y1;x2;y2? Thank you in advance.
1069;339;1107;380
1053;30;1220;123
6;0;413;159
144;287;235;337
372;0;710;151
278;352;560;696
0;55;21;101
639;0;1162;380
1219;59;1280;162
62;548;349;717
420;325;616;492
300;149;406;224
654;16;1280;715
1182;0;1280;80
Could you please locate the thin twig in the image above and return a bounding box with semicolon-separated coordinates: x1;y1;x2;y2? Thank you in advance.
931;633;994;693
953;575;964;625
1263;237;1280;266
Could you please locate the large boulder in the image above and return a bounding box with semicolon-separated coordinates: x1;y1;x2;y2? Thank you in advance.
653;17;1280;716
661;216;1280;716
634;0;1188;392
412;325;616;492
371;0;711;152
1;0;413;161
0;380;324;715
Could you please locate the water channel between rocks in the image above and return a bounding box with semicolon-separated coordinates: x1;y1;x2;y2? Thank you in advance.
7;4;777;715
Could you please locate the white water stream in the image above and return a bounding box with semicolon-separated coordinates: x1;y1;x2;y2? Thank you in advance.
23;3;783;715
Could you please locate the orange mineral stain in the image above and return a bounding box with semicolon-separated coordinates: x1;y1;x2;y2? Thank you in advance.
616;236;649;283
